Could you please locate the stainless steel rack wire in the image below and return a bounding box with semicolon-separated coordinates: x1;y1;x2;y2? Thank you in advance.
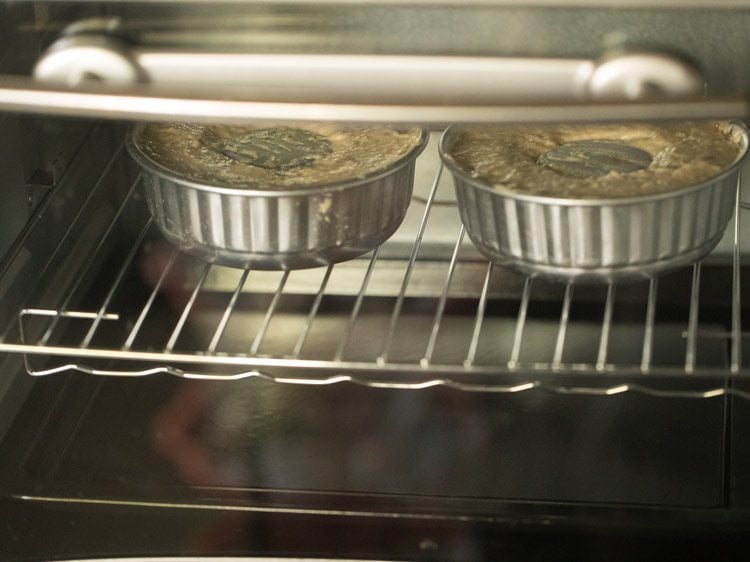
1;134;749;399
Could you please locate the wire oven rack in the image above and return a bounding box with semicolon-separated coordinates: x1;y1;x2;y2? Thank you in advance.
1;134;749;400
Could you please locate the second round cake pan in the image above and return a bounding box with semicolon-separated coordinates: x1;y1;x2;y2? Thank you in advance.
439;122;749;283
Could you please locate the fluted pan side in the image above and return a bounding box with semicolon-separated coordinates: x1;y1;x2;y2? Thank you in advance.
442;123;748;283
129;126;427;270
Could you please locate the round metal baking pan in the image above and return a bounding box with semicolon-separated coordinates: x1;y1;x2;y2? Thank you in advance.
439;122;749;283
127;124;428;270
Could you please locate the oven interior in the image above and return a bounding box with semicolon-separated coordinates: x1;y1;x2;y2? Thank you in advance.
3;1;750;559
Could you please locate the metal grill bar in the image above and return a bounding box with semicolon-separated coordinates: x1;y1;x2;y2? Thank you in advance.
38;171;141;346
732;172;743;373
464;262;493;367
164;263;212;352
249;270;290;355
21;309;119;321
8;340;746;377
378;164;443;365
122;248;179;350
596;284;615;371
80;217;153;349
5;129;750;393
422;226;465;366
508;278;532;368
207;268;250;354
293;265;333;358
552;283;574;368
685;261;702;374
641;278;658;373
18;353;750;400
1;77;747;125
334;248;380;362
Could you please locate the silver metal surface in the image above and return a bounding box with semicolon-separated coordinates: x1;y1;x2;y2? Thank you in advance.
127;124;428;270
208;267;249;353
292;264;332;357
164;262;210;352
440;123;750;282
250;270;289;354
464;263;494;367
685;262;702;373
553;284;573;367
122;248;177;350
640;278;658;372
421;226;465;366
0;131;749;399
508;278;533;369
732;171;743;372
585;53;704;100
378;163;442;365
80;217;153;348
0;78;748;125
8;1;750;121
596;284;615;370
33;35;142;87
33;32;704;103
333;248;379;362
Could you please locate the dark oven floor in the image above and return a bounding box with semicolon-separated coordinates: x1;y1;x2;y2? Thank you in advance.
3;124;750;560
2;364;750;561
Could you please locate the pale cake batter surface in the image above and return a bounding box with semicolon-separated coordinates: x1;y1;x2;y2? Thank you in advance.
137;123;423;190
445;121;743;198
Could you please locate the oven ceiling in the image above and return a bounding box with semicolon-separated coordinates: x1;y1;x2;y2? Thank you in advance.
0;1;749;123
